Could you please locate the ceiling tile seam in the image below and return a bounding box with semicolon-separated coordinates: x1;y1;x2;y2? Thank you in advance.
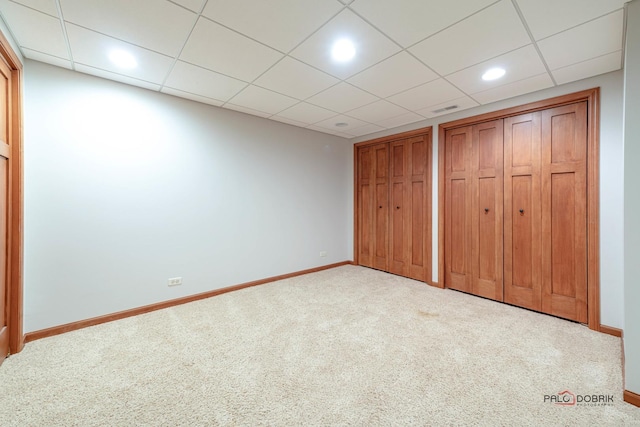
166;0;199;14
263;101;346;125
160;86;226;104
8;0;56;18
531;7;627;43
400;0;504;51
546;49;624;74
510;0;557;86
71;61;163;86
55;0;75;70
17;46;69;62
159;0;210;91
0;11;25;59
176;58;251;85
278;5;347;56
343;109;414;129
621;3;629;70
60;22;176;60
344;5;405;52
469;71;550;98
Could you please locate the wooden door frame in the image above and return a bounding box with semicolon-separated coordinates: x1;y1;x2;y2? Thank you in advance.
438;88;600;331
0;30;24;355
353;127;433;283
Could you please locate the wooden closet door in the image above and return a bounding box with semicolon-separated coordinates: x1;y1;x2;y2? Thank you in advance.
407;135;430;281
541;102;588;323
471;120;504;301
357;143;389;271
503;112;542;312
445;126;472;293
389;139;408;276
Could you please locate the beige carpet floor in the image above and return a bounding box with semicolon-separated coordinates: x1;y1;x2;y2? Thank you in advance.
1;265;639;426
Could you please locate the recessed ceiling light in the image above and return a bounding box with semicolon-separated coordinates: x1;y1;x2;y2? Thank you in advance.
482;67;506;81
108;49;137;69
331;39;356;62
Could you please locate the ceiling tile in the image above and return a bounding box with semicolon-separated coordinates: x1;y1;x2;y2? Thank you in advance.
307;82;378;113
337;0;354;4
60;0;197;57
416;96;480;118
22;47;71;69
169;0;205;13
164;61;247;103
225;103;272;118
66;24;175;84
538;10;624;71
0;0;68;58
290;9;401;79
12;0;57;16
387;78;465;111
202;0;343;53
270;115;309;128
471;73;554;105
254;57;339;100
344;123;386;137
313;114;368;133
227;85;298;115
74;64;162;91
552;51;622;86
376;112;425;129
346;100;409;123
445;45;547;94
410;0;531;76
515;0;627;41
180;18;283;82
306;125;352;138
347;52;438;98
276;102;337;124
351;0;496;47
161;87;225;107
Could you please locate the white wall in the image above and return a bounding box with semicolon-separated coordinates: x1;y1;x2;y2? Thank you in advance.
353;70;625;329
624;0;640;397
23;60;354;333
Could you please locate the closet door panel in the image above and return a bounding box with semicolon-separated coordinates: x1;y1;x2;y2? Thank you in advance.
472;120;503;300
389;141;407;275
504;113;542;312
445;127;472;292
541;102;588;322
357;147;374;267
408;136;429;281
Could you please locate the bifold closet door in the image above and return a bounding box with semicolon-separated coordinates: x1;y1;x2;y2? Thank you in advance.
357;143;389;271
389;135;430;281
540;102;588;323
504;112;543;312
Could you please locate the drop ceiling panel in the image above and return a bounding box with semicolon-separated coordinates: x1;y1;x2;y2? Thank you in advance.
537;10;624;71
313;114;369;133
346;100;409;123
161;87;224;107
66;24;174;84
0;0;68;58
290;9;401;79
445;45;547;94
270;115;309;128
180;18;283;82
22;47;71;69
227;85;298;115
169;0;205;13
74;64;162;91
59;0;197;57
387;78;465;111
164;61;247;103
275;102;337;125
306;125;352;138
12;0;57;16
202;0;342;53
347;52;438;98
552;51;622;85
254;57;339;100
376;112;425;129
410;0;531;76
416;96;480;118
307;82;378;113
351;0;497;48
225;103;272;118
470;73;554;105
515;0;627;40
344;123;386;137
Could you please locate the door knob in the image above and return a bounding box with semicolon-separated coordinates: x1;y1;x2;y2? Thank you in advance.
379;205;383;209
484;208;489;213
519;209;524;215
396;206;401;210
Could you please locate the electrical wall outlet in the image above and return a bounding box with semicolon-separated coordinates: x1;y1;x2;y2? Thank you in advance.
168;277;182;287
320;251;327;257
